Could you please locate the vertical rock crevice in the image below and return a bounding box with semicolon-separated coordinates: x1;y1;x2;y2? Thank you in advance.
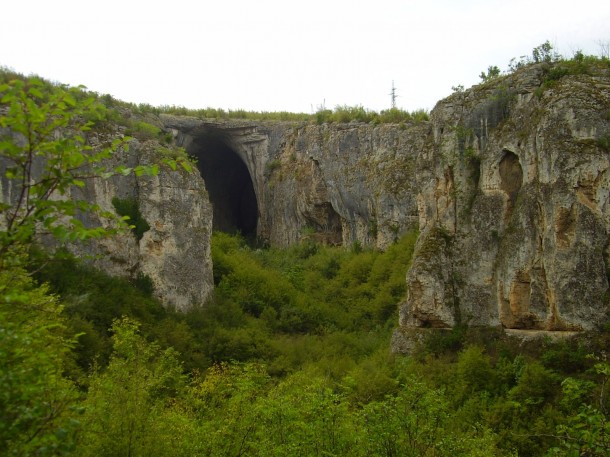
499;150;523;222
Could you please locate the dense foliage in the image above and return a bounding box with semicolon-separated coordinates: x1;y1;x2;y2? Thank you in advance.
5;232;608;456
2;46;610;455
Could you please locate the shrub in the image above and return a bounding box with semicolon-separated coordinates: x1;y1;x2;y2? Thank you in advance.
111;197;151;241
597;134;610;152
265;159;281;175
125;120;162;140
77;318;190;457
480;65;501;82
0;265;80;456
457;345;495;396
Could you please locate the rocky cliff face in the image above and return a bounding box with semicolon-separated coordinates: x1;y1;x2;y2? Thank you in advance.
9;63;606;332
161;63;610;335
397;65;610;337
162;116;426;249
54;135;213;311
260;122;426;248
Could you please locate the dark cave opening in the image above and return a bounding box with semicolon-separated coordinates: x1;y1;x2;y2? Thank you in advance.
190;133;258;237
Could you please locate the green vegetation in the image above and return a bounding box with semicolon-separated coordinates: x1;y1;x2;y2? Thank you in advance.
0;73;192;263
507;40;562;72
3;45;610;456
111;197;151;240
535;48;610;97
124;119;164;141
314;105;429;124
473;40;610;96
3;65;428;126
544;44;607;75
119;100;430;125
597;134;610;152
0;266;80;456
480;65;501;82
11;231;610;456
0;77;130;261
0;72;190;454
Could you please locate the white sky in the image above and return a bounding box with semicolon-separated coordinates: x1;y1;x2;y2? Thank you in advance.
2;0;609;113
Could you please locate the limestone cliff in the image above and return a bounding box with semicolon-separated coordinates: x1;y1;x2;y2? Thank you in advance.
162;116;426;250
7;62;607;331
397;64;610;335
48;134;213;311
162;62;610;333
260;122;426;248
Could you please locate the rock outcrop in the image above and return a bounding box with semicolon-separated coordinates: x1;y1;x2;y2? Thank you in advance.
398;64;610;337
161;62;610;334
7;63;608;331
50;136;213;311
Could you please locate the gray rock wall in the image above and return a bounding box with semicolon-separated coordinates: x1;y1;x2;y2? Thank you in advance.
162;63;610;331
8;63;606;329
260;122;425;248
39;135;213;311
400;65;610;334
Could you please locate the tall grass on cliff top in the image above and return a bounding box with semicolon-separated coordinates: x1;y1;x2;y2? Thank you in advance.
469;40;610;90
105;98;431;125
2;65;429;125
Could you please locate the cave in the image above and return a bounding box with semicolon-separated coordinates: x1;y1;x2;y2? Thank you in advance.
189;132;258;237
499;150;523;201
499;149;523;222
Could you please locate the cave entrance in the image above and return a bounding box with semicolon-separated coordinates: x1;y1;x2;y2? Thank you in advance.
190;132;258;237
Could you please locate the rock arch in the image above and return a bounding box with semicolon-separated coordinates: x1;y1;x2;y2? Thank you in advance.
189;130;258;237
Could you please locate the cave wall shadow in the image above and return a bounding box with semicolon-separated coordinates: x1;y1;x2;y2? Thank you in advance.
189;132;258;239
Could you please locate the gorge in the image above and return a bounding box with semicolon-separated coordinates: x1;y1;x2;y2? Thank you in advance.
32;62;610;348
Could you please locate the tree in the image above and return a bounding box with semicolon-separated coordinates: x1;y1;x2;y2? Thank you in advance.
0;74;192;455
254;372;355;456
0;77;190;265
479;65;501;82
456;345;496;396
77;318;193;457
0;265;80;456
548;360;610;456
359;377;498;456
190;362;270;456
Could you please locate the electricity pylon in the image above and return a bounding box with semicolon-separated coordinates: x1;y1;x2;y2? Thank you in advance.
389;81;398;109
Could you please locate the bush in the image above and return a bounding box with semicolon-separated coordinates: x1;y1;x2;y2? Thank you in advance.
32;255;171;371
456;345;496;396
111;197;151;241
0;265;80;456
125;120;162;140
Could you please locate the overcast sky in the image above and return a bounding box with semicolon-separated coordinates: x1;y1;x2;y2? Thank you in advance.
2;0;609;113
